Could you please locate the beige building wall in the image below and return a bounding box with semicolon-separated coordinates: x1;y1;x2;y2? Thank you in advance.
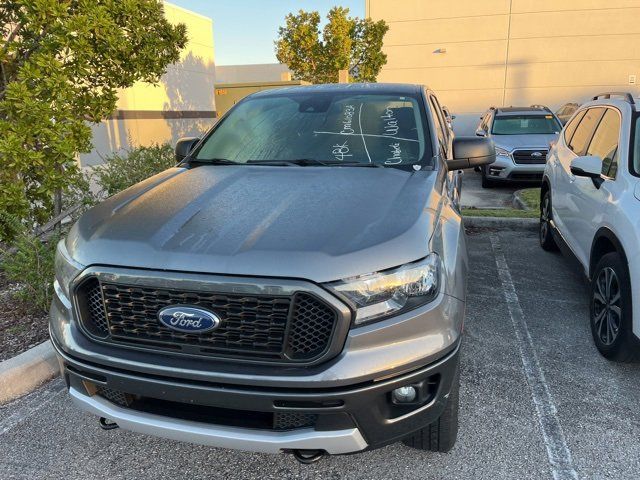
81;2;216;166
367;0;640;134
214;81;310;116
215;63;292;84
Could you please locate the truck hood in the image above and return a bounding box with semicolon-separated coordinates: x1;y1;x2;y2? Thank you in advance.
67;165;440;283
492;133;559;152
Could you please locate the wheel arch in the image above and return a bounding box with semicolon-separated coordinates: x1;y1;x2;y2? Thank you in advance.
540;177;551;212
589;228;629;280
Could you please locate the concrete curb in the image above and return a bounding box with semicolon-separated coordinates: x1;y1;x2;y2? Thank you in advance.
0;340;59;405
463;216;538;231
512;189;530;211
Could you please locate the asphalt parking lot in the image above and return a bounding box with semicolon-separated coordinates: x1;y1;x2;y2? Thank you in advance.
2;229;640;479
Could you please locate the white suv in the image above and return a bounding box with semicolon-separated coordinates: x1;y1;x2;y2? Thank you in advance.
540;92;640;361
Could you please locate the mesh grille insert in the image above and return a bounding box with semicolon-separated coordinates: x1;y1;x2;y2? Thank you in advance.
96;386;133;407
76;279;109;338
286;293;336;360
273;412;318;430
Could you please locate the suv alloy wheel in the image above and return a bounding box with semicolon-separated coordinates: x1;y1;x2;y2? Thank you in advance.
590;253;637;362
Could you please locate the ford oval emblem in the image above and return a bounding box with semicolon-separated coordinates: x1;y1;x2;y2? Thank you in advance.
157;306;221;333
531;151;543;157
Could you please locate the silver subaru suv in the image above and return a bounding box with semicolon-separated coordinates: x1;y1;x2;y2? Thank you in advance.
50;84;494;463
476;105;562;188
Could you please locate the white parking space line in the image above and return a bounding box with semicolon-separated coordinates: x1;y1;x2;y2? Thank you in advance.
490;234;579;480
0;380;65;436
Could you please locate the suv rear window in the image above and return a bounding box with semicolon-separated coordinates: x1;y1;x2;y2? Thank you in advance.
491;115;561;135
196;91;430;168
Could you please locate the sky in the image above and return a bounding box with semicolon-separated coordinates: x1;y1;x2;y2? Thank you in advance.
169;0;365;65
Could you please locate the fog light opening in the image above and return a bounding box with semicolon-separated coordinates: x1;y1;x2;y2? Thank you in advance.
392;385;417;403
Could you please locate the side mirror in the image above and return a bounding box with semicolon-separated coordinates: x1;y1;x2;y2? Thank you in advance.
447;137;496;170
475;128;486;137
175;137;200;162
570;155;604;188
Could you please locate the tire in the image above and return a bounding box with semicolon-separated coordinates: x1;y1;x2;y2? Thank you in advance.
539;189;558;251
402;365;459;452
590;252;639;362
481;168;496;188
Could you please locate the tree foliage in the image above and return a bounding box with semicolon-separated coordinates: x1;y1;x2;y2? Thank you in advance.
93;143;175;197
0;0;187;240
275;7;389;84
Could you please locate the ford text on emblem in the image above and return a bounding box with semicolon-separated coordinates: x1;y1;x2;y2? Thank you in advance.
158;306;221;333
531;151;543;157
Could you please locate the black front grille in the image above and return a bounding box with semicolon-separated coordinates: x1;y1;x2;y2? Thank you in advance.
512;149;548;164
76;278;339;364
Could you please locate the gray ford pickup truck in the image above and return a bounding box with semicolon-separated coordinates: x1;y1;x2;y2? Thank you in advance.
50;83;494;463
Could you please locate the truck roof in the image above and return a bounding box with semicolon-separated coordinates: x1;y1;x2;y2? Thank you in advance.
249;82;425;97
495;107;552;116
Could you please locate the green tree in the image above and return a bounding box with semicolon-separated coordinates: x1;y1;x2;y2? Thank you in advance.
275;7;389;84
0;0;187;240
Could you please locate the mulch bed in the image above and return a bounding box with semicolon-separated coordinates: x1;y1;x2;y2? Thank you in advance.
0;272;49;362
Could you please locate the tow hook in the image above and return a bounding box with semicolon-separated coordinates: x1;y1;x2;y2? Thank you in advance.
99;417;119;430
292;449;326;464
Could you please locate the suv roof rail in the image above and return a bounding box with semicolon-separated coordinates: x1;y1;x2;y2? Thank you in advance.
592;92;636;104
530;104;552;112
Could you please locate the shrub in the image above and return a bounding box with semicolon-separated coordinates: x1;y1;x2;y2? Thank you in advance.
0;1;187;242
0;216;61;314
1;143;176;314
93;143;176;197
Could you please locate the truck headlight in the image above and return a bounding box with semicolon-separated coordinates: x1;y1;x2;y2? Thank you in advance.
54;240;84;302
326;254;441;325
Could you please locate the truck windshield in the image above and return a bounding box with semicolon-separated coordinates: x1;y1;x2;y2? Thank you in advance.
492;115;561;135
195;91;431;168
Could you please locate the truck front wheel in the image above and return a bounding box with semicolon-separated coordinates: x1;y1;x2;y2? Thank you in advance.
401;365;459;452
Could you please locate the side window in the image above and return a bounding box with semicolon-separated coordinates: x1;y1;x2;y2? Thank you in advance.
568;107;605;156
563;109;586;145
430;95;449;140
587;108;620;178
427;96;446;153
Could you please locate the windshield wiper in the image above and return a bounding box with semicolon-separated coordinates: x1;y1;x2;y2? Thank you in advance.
332;161;384;168
190;158;241;165
246;160;298;166
250;158;385;168
197;158;386;168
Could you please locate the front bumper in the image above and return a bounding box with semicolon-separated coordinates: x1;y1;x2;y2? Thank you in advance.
50;267;464;454
68;387;367;454
54;338;460;454
486;154;545;182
